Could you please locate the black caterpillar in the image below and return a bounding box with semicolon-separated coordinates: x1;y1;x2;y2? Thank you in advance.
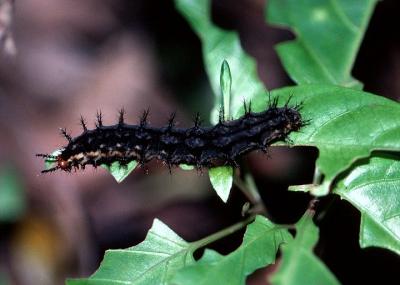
37;98;304;173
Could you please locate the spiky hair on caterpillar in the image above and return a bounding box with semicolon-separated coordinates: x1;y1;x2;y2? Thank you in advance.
36;99;305;174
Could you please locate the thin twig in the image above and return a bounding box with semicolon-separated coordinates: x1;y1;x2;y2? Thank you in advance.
191;215;256;250
233;174;267;216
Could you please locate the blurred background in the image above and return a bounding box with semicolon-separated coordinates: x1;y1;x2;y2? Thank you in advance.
0;0;398;284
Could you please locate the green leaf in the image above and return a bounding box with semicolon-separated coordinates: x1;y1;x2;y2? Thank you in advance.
172;215;292;285
175;0;268;123
208;166;233;203
101;161;138;183
266;0;378;88
44;149;62;171
0;168;25;222
67;219;195;285
270;85;400;255
179;164;194;171
206;61;234;202
220;59;232;120
335;154;400;255
270;212;340;285
271;84;400;195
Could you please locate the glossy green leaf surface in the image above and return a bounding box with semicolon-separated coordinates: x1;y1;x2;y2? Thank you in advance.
208;166;233;203
220;59;232;120
335;154;400;255
270;85;400;195
172;215;291;285
67;219;194;285
270;212;340;285
267;0;378;88
175;0;267;123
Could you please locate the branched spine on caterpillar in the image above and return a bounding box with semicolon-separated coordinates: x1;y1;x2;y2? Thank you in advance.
37;98;305;174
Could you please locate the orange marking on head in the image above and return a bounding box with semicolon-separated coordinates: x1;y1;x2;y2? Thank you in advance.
57;156;70;171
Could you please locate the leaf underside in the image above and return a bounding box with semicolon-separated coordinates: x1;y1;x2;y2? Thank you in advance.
336;154;400;255
208;166;233;202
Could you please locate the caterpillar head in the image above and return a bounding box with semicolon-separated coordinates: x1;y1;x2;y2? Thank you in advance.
283;104;304;132
36;150;71;173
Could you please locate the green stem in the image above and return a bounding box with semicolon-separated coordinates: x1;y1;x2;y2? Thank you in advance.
233;176;256;204
233;174;267;215
244;173;262;203
307;174;320;217
312;168;323;185
191;215;255;250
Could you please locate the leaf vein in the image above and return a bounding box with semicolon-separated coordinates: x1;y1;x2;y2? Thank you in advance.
330;0;359;33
